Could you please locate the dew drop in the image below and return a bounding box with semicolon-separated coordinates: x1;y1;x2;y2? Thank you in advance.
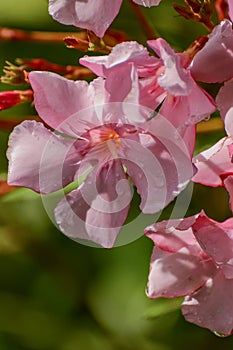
204;115;210;122
174;131;181;141
213;331;229;338
172;190;179;196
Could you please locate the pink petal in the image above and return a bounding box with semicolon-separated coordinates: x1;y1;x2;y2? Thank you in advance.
147;246;215;298
139;75;166;110
119;123;194;213
193;213;233;266
148;39;194;95
89;66;147;125
159;86;215;153
229;0;233;21
223;175;233;213
160;88;215;127
182;271;233;336
145;216;198;253
193;137;233;186
105;64;138;103
133;0;161;6
49;0;122;37
29;71;96;136
216;78;233;135
89;77;109;113
55;160;131;248
7;120;79;194
190;20;233;83
80;41;157;77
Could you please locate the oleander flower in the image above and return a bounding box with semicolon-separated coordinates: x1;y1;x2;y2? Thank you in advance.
7;68;193;248
48;0;161;38
145;212;233;336
190;20;233;83
228;0;233;22
193;78;233;211
80;38;216;153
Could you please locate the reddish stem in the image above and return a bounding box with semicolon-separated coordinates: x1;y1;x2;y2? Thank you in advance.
128;1;159;39
0;27;87;43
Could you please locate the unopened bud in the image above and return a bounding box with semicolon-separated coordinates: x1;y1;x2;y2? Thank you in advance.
184;0;202;14
0;89;33;111
200;0;213;19
16;58;67;74
215;0;229;21
64;36;90;51
64;32;111;54
103;29;128;46
173;4;198;20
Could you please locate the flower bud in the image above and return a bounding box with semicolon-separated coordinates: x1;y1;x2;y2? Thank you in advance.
0;89;33;111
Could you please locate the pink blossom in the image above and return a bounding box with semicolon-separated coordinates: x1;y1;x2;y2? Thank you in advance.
145;212;233;336
192;136;233;212
7;69;193;248
48;0;161;38
216;78;233;134
193;136;233;190
193;78;233;211
228;0;233;22
190;20;233;83
80;39;216;153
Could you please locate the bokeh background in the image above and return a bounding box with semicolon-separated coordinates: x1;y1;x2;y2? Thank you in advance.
0;0;232;349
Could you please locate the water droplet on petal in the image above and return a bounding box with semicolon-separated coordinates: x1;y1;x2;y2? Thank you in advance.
204;115;210;121
213;331;229;338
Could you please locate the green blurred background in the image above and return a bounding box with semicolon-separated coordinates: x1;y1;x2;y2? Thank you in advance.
0;1;232;349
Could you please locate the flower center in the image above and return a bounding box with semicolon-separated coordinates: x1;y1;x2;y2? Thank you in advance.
89;126;121;148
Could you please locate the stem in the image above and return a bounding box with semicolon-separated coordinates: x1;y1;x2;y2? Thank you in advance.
128;1;160;39
0;27;128;48
0;27;86;43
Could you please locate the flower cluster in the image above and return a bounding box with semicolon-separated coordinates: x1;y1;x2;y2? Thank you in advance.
3;0;233;337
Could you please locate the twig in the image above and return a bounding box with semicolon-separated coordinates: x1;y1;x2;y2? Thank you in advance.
128;1;160;39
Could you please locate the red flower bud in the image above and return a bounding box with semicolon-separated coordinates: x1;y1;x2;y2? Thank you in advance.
0;89;33;111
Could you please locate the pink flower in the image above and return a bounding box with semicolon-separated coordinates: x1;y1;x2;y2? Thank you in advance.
48;0;161;38
80;39;216;153
7;69;193;248
193;137;233;212
228;0;233;22
193;78;233;211
145;212;233;336
190;20;233;83
216;77;233;134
